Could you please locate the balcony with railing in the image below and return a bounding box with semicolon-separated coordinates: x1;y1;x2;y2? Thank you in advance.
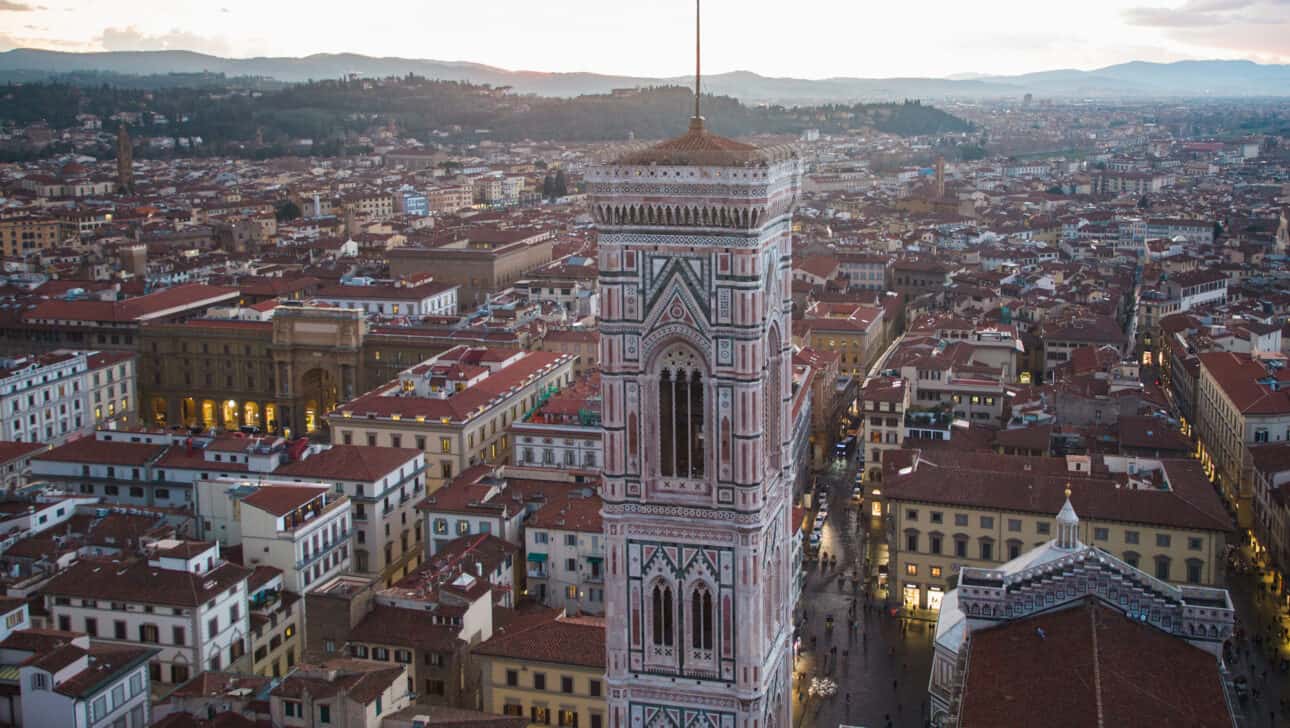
295;528;350;571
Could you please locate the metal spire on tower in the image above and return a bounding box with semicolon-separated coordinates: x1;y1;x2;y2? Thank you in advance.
694;0;702;124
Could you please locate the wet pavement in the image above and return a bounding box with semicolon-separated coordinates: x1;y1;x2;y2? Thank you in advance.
792;456;933;728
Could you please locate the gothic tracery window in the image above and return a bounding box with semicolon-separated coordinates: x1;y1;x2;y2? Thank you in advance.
657;347;705;478
691;584;714;650
651;583;674;647
765;327;782;472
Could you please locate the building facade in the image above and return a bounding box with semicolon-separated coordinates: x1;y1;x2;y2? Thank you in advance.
589;115;801;727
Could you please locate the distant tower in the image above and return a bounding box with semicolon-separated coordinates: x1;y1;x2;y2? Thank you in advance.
1277;206;1288;255
1023;92;1033;107
254;127;265;147
934;156;946;199
119;243;147;277
116;124;134;194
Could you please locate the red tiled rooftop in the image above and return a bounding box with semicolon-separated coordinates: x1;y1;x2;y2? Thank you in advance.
959;601;1231;728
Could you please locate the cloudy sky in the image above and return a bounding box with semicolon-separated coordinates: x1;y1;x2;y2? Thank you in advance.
0;0;1286;77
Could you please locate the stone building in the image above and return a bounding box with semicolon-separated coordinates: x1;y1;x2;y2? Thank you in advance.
388;229;556;310
589;103;802;723
884;450;1232;615
927;492;1235;726
138;306;458;437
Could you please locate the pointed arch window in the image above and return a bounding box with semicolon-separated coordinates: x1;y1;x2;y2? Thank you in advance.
657;347;705;478
765;328;782;472
651;583;674;647
691;584;714;650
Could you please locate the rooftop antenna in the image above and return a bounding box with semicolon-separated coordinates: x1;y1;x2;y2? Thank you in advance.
693;0;703;128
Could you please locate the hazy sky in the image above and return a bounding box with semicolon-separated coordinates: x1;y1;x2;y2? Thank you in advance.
1;0;1287;77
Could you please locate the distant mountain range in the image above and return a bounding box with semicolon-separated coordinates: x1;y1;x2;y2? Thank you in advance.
1;49;1288;101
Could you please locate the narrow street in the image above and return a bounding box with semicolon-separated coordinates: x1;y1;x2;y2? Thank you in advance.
792;454;932;728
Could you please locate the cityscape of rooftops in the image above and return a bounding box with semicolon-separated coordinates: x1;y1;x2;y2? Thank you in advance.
0;1;1286;727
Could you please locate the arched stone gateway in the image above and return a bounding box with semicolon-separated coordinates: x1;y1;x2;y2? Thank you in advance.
299;368;338;434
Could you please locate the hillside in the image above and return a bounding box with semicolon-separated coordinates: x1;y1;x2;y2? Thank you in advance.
0;78;973;159
1;49;1288;100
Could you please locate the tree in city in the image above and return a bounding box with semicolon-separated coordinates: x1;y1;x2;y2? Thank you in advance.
275;199;302;222
553;169;568;198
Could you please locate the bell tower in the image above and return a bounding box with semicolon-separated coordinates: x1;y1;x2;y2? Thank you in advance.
591;4;802;725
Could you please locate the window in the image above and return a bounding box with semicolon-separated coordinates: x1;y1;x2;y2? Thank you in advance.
533;672;546;690
559;710;579;727
930;566;942;578
651;583;674;647
115;620;126;639
1188;537;1203;551
592;716;604;728
1125;530;1139;544
504;705;524;717
1155;533;1171;548
1186;559;1203;584
1036;522;1050;535
1006;518;1021;533
319;704;332;724
690;584;714;650
929;534;942;554
1154;556;1171;581
139;624;159;643
91;695;107;721
284;700;302;718
657;352;704;478
954;514;968;527
980;541;994;561
425;679;446;696
1094;527;1109;541
29;673;48;691
506;669;518;687
906;532;919;551
930;511;943;524
562;676;574;694
208;617;219;639
954;538;967;558
906;509;919;522
84;617;97;636
589;679;602;697
905;563;917;576
434;518;448;535
979;516;994;529
1123;551;1140;568
532;707;551;725
440;437;452;453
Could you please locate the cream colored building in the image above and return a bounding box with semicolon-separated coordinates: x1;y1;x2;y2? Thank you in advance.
329;346;576;494
474;609;606;728
884;451;1233;615
1195;351;1290;529
195;478;352;593
859;377;909;490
